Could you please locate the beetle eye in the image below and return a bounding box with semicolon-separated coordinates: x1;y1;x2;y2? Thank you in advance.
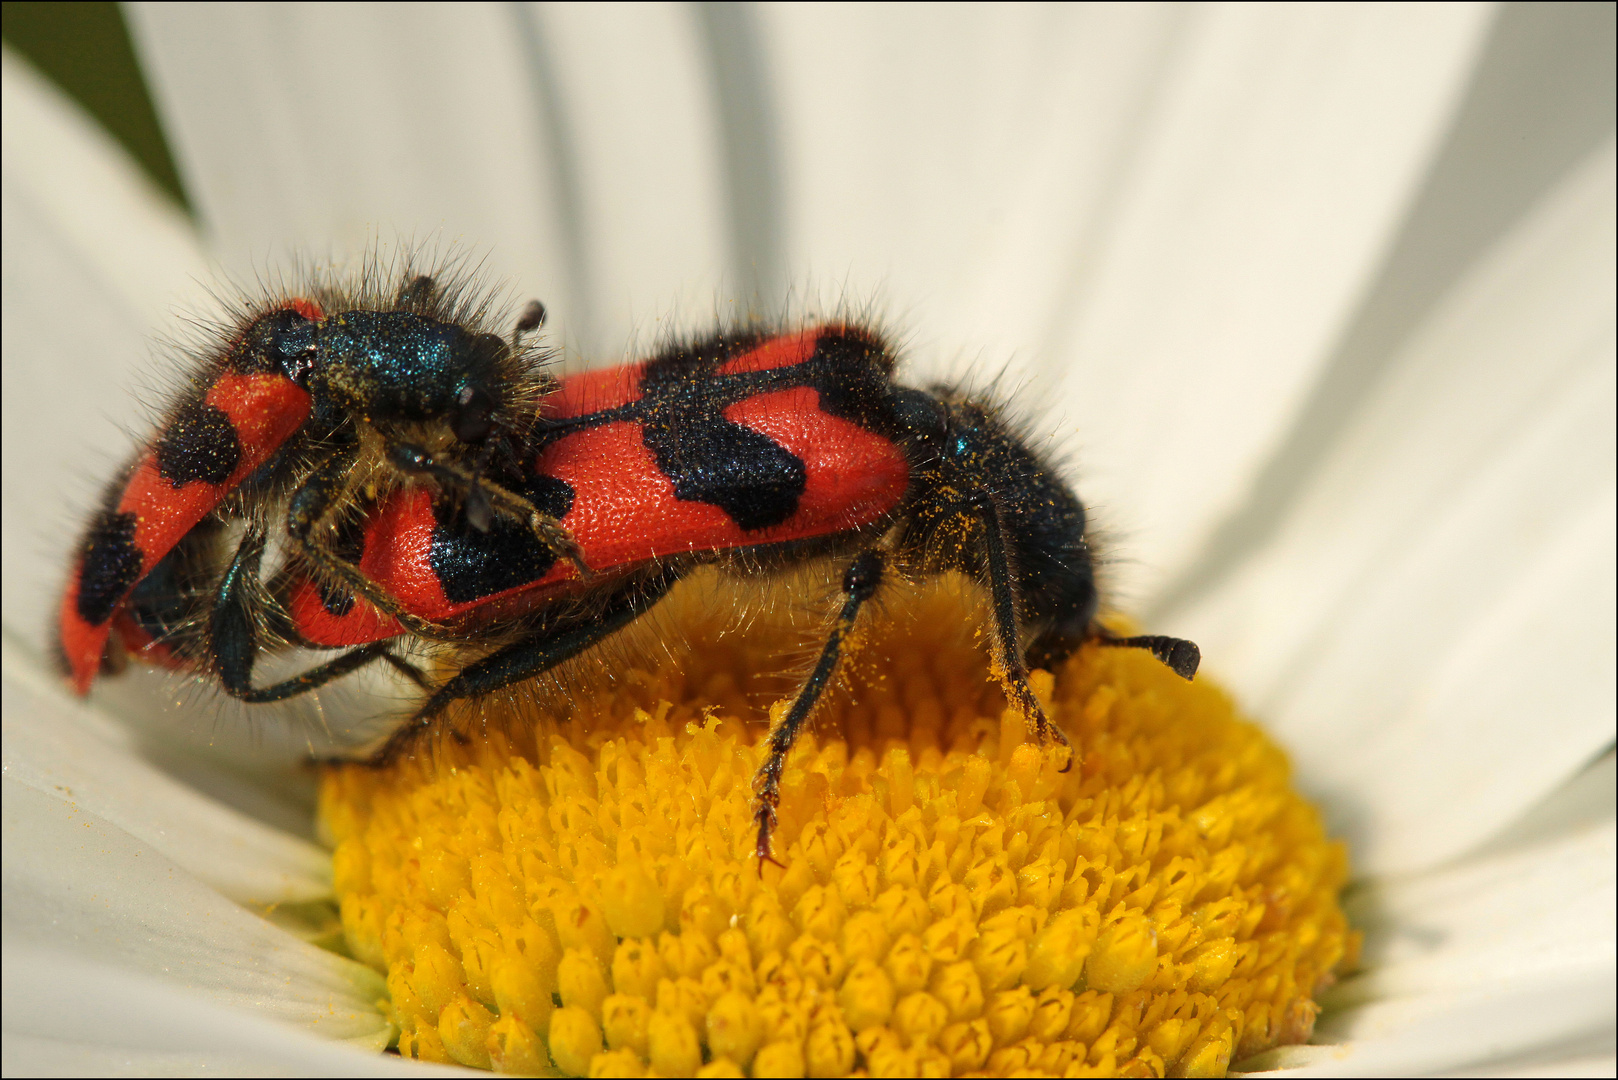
453;385;495;442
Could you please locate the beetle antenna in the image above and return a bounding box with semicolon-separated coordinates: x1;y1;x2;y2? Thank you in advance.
1097;632;1201;680
512;299;547;350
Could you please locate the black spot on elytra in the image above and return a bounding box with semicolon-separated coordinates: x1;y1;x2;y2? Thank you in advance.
802;333;899;432
646;419;806;531
76;511;144;625
429;472;576;604
155;400;241;486
638;347;806;531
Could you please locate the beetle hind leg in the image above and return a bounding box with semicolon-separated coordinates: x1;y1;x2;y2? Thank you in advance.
961;496;1075;763
752;549;886;868
368;566;684;765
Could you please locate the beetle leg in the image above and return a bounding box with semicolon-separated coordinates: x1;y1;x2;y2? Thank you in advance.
287;443;454;639
476;473;590;579
369;565;684;764
386;443;589;578
752;549;886;868
211;519;425;702
964;494;1073;757
381;652;433;689
1093;628;1201;679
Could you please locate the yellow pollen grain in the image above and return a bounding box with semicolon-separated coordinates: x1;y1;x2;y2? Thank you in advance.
320;583;1353;1077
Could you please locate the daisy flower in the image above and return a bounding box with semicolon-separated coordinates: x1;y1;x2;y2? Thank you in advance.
3;4;1612;1076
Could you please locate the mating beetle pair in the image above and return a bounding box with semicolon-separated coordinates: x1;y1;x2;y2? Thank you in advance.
59;265;1198;861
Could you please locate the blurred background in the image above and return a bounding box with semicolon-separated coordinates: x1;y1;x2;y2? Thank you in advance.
3;2;1612;612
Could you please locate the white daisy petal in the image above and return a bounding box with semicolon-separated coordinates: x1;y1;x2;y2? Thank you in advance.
1;50;358;779
0;49;209;650
0;48;207;328
123;2;575;339
1045;4;1495;602
1334;823;1615;1012
517;2;729;358
1445;1053;1618;1079
3;638;329;904
1174;139;1616;874
3;945;438;1076
1234;754;1616;1076
755;4;1494;600
1240;960;1614;1078
0;180;140;650
1;776;390;1047
1478;749;1616;859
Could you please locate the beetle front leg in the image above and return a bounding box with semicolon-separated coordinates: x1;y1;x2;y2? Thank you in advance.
286;444;449;638
386;443;588;578
752;549;886;868
210;520;425;702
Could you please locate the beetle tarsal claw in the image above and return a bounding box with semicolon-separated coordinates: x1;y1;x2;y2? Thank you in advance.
527;515;590;578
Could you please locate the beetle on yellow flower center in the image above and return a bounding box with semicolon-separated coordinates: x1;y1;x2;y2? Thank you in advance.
320;581;1353;1077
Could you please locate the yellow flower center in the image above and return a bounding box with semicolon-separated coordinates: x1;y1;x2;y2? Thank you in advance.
320;579;1353;1077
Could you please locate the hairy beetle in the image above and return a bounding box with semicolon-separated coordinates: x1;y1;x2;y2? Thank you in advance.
188;321;1201;861
58;258;575;699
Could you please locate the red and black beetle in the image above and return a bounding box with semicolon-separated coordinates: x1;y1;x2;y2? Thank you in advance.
58;262;572;700
208;321;1200;861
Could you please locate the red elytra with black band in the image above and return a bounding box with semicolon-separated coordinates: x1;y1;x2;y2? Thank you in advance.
280;329;912;648
59;322;320;692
